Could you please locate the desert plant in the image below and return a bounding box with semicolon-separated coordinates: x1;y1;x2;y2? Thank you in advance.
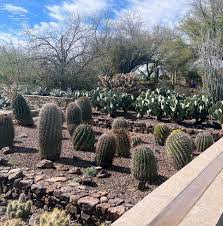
75;96;92;123
0;114;14;148
209;101;223;126
95;133;116;167
82;167;97;177
114;130;130;157
131;136;143;147
112;117;128;132
12;94;34;126
66;102;82;136
37;208;70;226
132;146;158;182
38;103;62;161
3;219;25;226
154;124;170;146
72;124;95;151
165;130;194;170
195;132;214;152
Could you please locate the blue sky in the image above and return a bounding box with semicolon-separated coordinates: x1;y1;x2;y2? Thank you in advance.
0;0;190;41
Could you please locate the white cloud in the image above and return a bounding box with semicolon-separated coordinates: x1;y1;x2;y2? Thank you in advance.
1;3;28;14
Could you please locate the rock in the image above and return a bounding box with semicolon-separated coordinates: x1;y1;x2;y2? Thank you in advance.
70;193;88;205
80;175;95;186
16;133;28;139
69;167;82;175
96;203;110;214
2;147;11;155
66;203;77;215
31;181;47;195
100;196;108;203
108;198;124;207
97;169;111;178
8;168;23;181
46;177;68;183
55;164;70;171
95;166;102;171
34;175;45;183
0;158;8;166
19;178;34;189
108;205;126;219
81;211;91;221
78;196;99;212
3;190;12;199
36;160;55;169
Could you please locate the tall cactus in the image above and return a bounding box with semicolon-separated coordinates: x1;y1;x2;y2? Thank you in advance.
112;117;128;132
114;130;130;157
72;124;95;151
0;114;14;148
195;132;214;152
66;102;82;136
165;130;194;170
154;124;170;146
12;94;34;126
132;146;158;182
75;96;92;123
38;103;62;161
95;133;116;167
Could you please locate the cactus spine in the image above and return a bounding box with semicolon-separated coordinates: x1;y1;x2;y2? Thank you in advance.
66;102;82;136
0;115;14;148
95;133;116;167
154;124;170;146
132;146;158;182
112;117;128;132
131;136;143;148
38;103;62;161
72;124;95;151
165;130;194;170
114;130;130;157
75;97;92;123
195;132;214;152
3;219;25;226
12;94;34;126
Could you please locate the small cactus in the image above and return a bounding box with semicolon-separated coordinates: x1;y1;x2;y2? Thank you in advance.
154;124;170;146
3;219;25;226
95;133;116;167
132;146;158;182
112;117;128;132
114;130;130;157
12;94;34;126
75;97;92;123
131;136;143;148
195;132;214;152
165;130;194;170
38;208;70;226
72;124;95;151
38;103;62;161
65;102;82;136
6;194;32;220
0;114;14;148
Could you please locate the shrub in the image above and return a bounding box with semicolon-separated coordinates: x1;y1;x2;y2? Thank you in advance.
72;124;95;151
195;132;214;152
95;133;116;167
82;167;97;177
114;130;130;157
131;136;143;147
65;102;82;136
0;115;14;148
12;94;34;126
112;117;128;132
132;146;158;182
38;103;62;161
154;124;170;146
75;96;92;123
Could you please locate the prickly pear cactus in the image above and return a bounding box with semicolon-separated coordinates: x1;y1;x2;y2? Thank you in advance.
131;136;143;148
95;133;116;167
3;219;25;226
165;130;194;170
114;130;130;157
38;208;70;226
0;114;14;148
112;117;128;132
72;124;95;151
38;103;62;161
75;96;92;123
66;102;82;136
154;124;170;146
12;94;34;126
132;146;158;182
195;132;214;152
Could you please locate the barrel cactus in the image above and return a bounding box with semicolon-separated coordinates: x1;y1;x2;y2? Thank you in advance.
132;146;158;182
72;124;95;151
38;103;62;161
0;115;14;148
154;124;170;146
166;130;194;170
112;117;128;132
66;102;82;136
95;133;116;167
114;130;130;157
3;219;25;226
131;136;143;148
38;208;70;226
12;94;34;126
75;97;92;123
195;132;214;152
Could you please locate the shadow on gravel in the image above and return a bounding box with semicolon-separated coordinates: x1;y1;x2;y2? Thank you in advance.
10;146;38;154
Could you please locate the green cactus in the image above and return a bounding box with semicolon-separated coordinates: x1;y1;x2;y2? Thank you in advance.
154;124;170;146
195;132;214;152
112;117;128;132
38;103;62;161
65;102;82;136
6;194;32;220
3;219;25;226
12;94;34;126
0;114;14;148
75;96;92;123
114;130;130;157
165;130;194;170
95;133;116;167
72;124;95;151
131;136;143;148
132;146;158;182
38;208;70;226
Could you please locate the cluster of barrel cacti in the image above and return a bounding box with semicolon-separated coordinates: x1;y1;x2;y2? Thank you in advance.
154;124;170;146
195;132;214;152
75;96;92;123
